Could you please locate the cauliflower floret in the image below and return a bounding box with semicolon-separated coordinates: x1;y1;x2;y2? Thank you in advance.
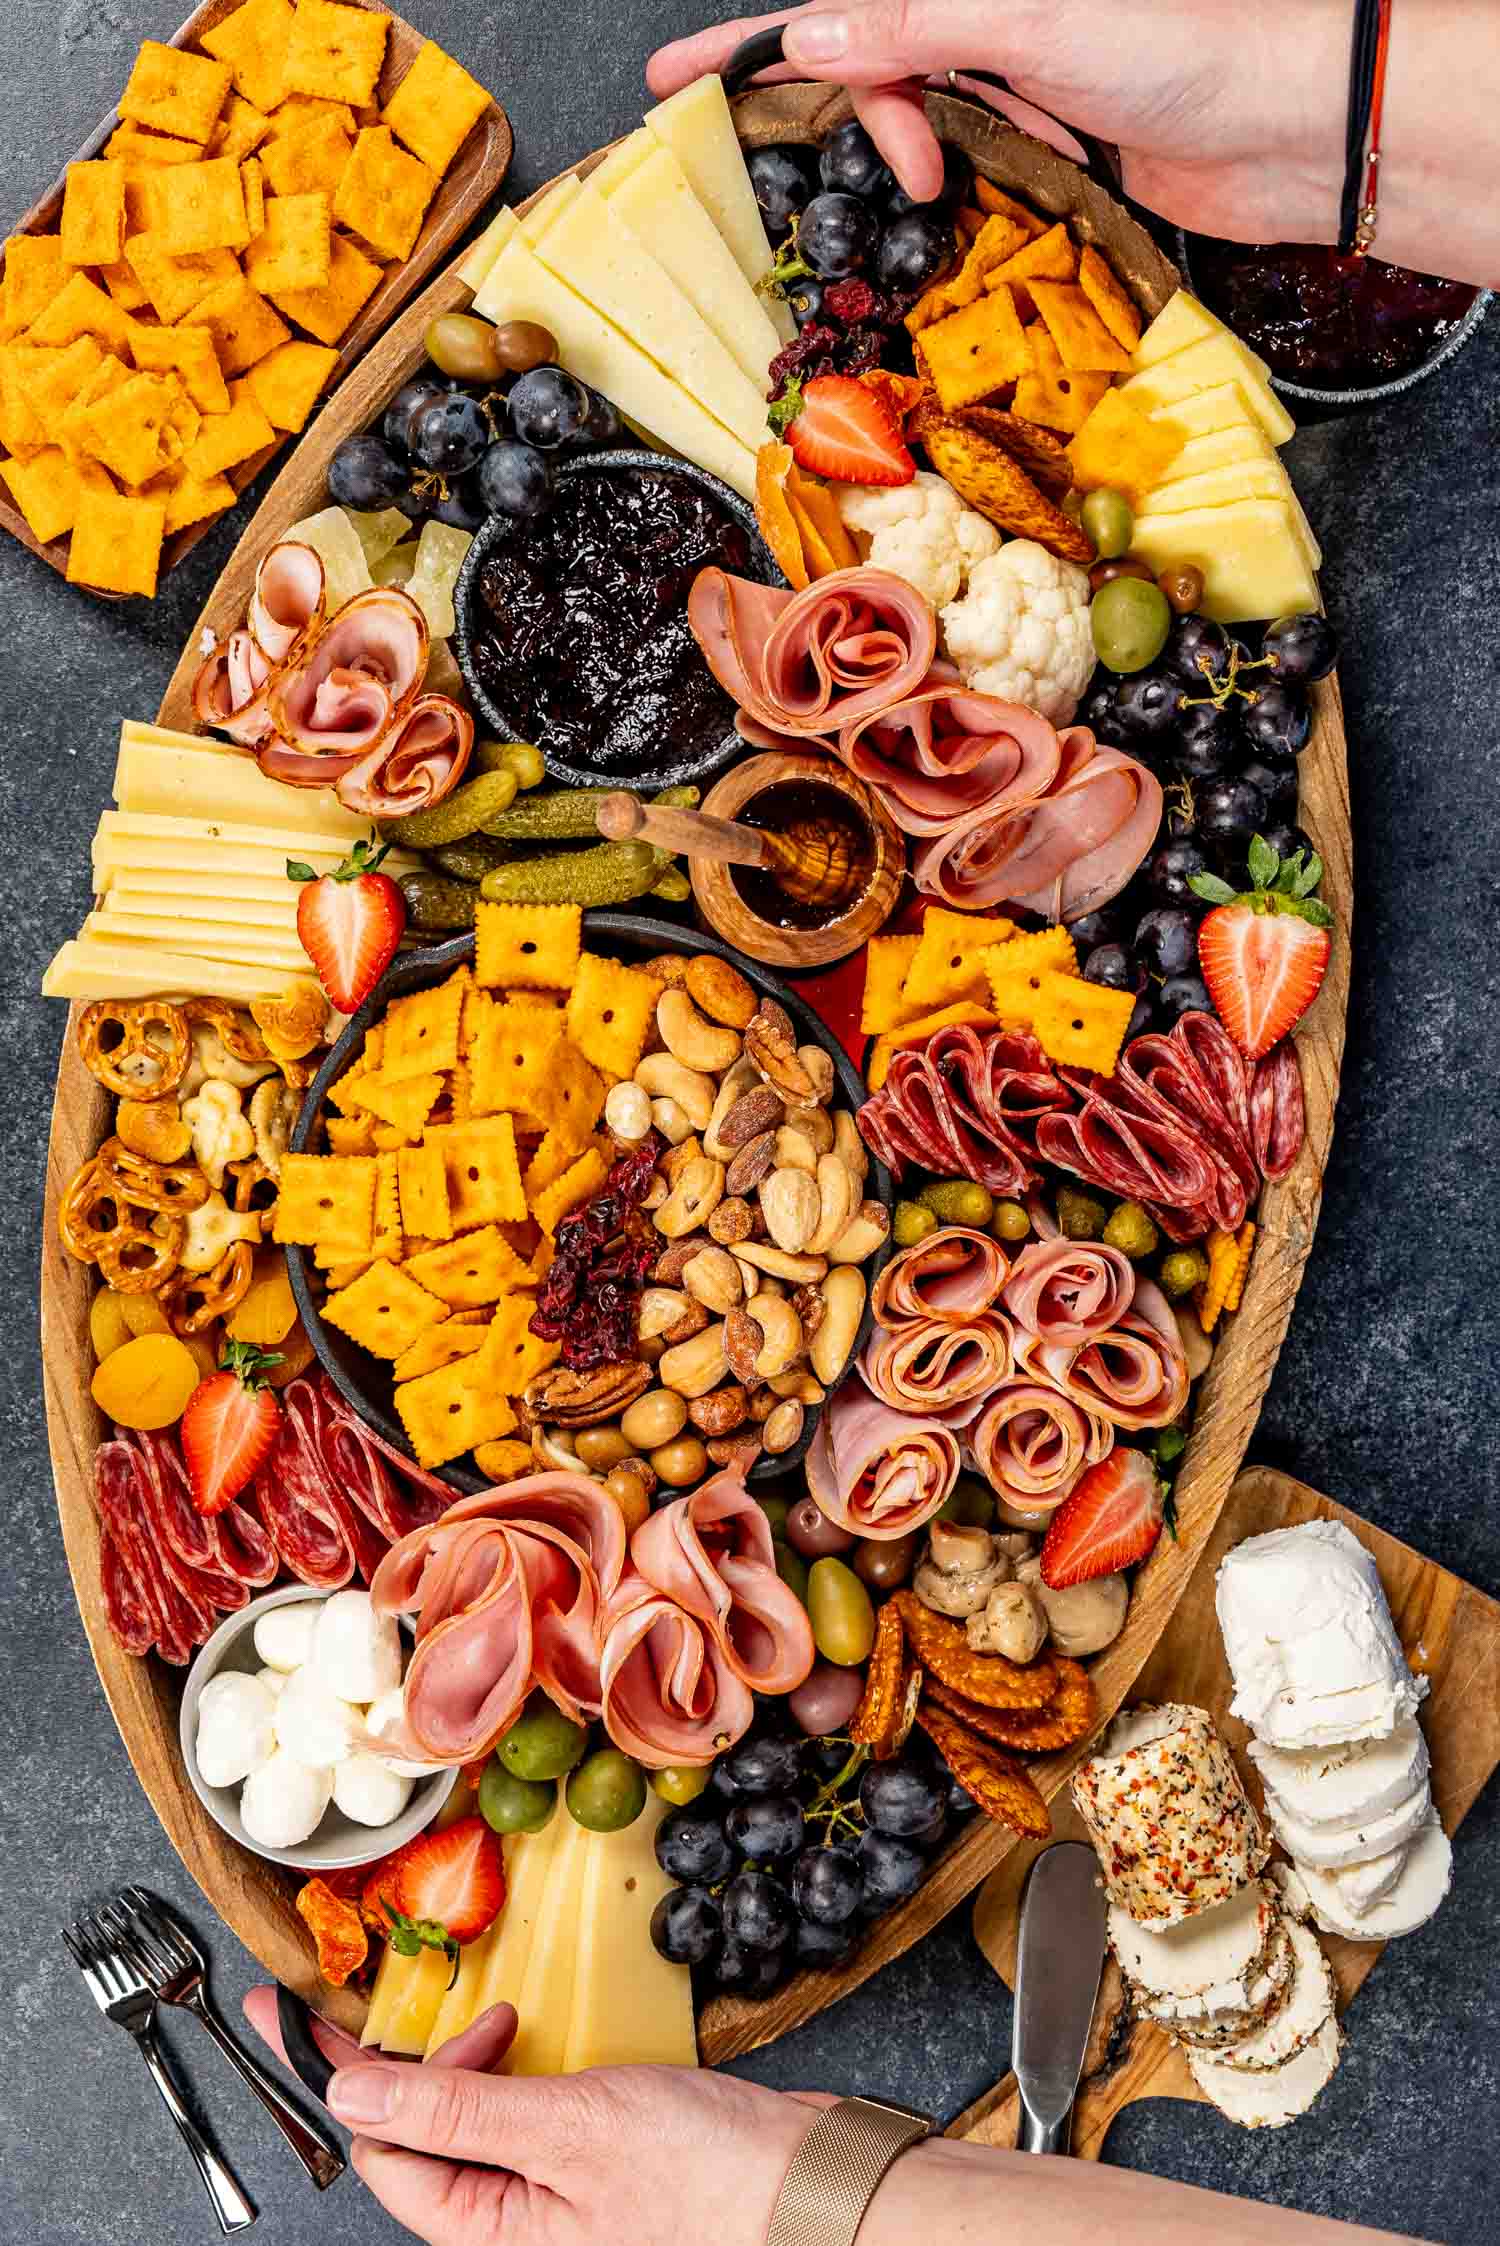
940;540;1094;725
836;471;1001;610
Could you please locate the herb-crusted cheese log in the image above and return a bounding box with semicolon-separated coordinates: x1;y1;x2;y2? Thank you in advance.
1072;1702;1268;1925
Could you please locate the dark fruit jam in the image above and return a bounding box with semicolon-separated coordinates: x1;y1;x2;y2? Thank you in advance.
1187;236;1478;390
469;466;753;776
730;778;876;931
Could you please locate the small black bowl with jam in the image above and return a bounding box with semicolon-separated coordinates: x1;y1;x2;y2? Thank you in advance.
453;451;783;792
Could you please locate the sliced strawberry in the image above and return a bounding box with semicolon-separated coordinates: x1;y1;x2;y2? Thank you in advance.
380;1814;506;1946
289;836;404;1016
181;1341;282;1516
784;374;915;487
1040;1448;1165;1588
1190;836;1332;1059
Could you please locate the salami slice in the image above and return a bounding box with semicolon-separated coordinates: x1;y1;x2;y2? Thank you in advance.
1251;1040;1306;1180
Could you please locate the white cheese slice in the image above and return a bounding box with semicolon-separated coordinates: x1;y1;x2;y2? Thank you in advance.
518;174;582;244
362;1944;453;2057
1152;423;1277;480
1129;500;1320;626
605;142;781;392
644;77;787;331
1322;1837;1413;1915
42;939;284;1003
456;204;519;293
589;128;654;196
1265;1771;1431;1869
1131;288;1227;368
462;1804;572;2038
1298;1813;1453;1940
506;1809;592;2075
529;178;769;452
1108;1878;1278;2001
1213;1918;1336;2072
108;867;341;905
562;1799;697;2070
1138;1917;1295;2045
116;726;365;838
1188;2013;1342;2128
1249;1719;1429;1831
473;234;756;500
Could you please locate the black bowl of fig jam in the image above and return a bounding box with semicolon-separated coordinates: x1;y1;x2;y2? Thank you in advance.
454;451;783;791
1178;232;1489;411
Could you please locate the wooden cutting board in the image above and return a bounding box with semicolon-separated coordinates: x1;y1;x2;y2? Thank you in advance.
949;1466;1500;2155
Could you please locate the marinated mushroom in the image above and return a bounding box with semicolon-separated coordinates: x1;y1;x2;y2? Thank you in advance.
912;1520;1011;1618
1015;1557;1130;1656
967;1579;1048;1662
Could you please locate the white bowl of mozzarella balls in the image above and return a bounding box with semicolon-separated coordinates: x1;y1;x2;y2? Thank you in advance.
180;1585;456;1869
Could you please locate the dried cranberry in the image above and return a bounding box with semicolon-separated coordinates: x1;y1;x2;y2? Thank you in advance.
835;323;887;375
822;279;878;325
768;324;841;392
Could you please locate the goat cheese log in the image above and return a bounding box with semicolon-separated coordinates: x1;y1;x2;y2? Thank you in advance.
1072;1703;1268;1926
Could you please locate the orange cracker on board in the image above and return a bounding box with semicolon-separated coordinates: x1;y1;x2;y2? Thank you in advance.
213;95;274;166
185;378;278;479
923;1664;1098;1752
1028;278;1134;374
202;0;296;114
906;211;1028;331
382;39;490;178
396;1141;452;1240
859;933;923;1036
268;231;383;345
848;1601;916;1757
244;336;338;432
273;1151;376;1258
372;1150;403;1261
260;110;355;200
122;238;239;325
1077;243;1142;352
131;321;230;413
325;1112;377;1156
382;977;464;1081
902;905;1017;1013
474;901;581;991
428;1116;527;1228
402;1224;527;1308
244;192;334;296
913;1699;1051;1836
564;951;660;1081
477;1292;557;1396
919;285;1031;413
918;413;1092;564
973;177;1046;238
120;43;232;146
60;163;127;268
1012;326;1111;438
148;468;235;535
396;1356;517;1471
284;0;392;108
182;273;291;376
1029;969;1136;1074
470;999;560;1120
392;1318;488;1382
3;237;65;336
154;159;251;256
335;126;438;264
894;1591;1059;1710
26;272;137;354
984;221;1076;320
67;489;165;599
323;1256;447;1359
523;1127;581;1200
0;449;85;545
530;1146;609;1236
531;1039;605;1147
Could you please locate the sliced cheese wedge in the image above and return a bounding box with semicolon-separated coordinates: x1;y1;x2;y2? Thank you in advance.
1128;498;1319;623
457;204;519;293
506;1809;592;2076
644;78;790;337
109;867;331;906
1109;1878;1278;2002
1263;1771;1432;1870
1131;287;1225;368
1249;1719;1430;1834
563;1799;697;2070
462;1805;572;2041
1212;1918;1335;2074
1297;1811;1453;1940
1121;338;1296;445
1139;462;1322;567
529;178;769;451
83;911;310;972
1152;423;1277;480
589;128;654;196
95;810;369;860
363;1944;455;2058
473;235;756;500
1149;378;1268;442
519;173;583;245
422;1839;517;2057
99;885;300;931
605;142;780;392
43;939;286;1003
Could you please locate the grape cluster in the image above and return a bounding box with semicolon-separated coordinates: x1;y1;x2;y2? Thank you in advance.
1074;609;1338;1033
650;1716;973;1995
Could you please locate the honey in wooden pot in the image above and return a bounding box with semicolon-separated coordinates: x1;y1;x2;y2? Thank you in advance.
729;778;877;931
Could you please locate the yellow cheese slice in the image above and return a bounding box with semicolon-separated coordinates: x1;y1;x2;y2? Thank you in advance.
563;1799;697;2071
108;866;328;905
605;142;780;392
364;1944;455;2059
115;727;369;835
457;204;519;293
518;174;582;245
1147;378;1265;442
1142;460;1322;568
474;235;756;499
529;179;769;452
1128;497;1319;624
83;910;310;972
505;1809;592;2076
1152;423;1277;481
460;1803;571;2039
590;130;654;196
42;939;285;1003
1121;339;1296;445
99;884;300;930
644;78;791;340
1130;287;1273;379
95;809;367;858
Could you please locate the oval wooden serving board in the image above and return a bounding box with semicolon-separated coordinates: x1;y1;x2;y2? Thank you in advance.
0;0;512;592
44;87;1350;2062
951;1466;1500;2156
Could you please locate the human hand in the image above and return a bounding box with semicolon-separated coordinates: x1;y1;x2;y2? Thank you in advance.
245;1987;816;2246
647;0;1350;247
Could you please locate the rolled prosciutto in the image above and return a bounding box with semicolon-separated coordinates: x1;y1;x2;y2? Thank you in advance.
805;1378;963;1539
1015;1276;1189;1431
835;677;1062;836
191;627;275;746
629;1471;814;1697
862;1314;1012;1415
688;565;936;736
248;541;326;664
1001;1238;1136;1344
597;1589;755;1770
873;1224;1009;1324
967;1384;1114;1519
336;694;474;818
268;586;429;766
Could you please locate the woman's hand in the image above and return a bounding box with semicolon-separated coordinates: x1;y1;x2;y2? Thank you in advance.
647;0;1350;246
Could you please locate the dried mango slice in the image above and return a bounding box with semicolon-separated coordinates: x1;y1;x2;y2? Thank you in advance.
755;441;809;592
914;1699;1052;1837
295;1876;369;1987
893;1590;1058;1710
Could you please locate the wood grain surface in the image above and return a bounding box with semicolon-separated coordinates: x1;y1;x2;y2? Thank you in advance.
0;0;512;593
950;1466;1500;2156
692;753;906;968
42;92;1351;2063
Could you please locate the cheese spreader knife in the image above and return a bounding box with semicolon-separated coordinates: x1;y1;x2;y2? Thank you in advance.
1011;1841;1109;2156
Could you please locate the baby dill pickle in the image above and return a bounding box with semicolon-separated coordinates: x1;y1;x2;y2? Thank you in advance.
650;865;691;903
384;769;518;848
485;788;610;842
479;840;663;907
917;1179;995;1228
892;1200;938;1248
401;870;477;930
493;741;546;789
429;836;511;882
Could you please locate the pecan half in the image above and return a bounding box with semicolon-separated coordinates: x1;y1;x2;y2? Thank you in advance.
745;1000;817;1103
526;1362;651;1428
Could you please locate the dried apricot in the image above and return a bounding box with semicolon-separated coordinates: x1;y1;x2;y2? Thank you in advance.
89;1288;134;1362
182;1331;220;1382
262;1316;316;1389
120;1294;173;1338
225;1253;298;1346
90;1331;202;1430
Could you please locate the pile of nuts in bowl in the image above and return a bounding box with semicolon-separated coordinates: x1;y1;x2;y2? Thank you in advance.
523;951;890;1515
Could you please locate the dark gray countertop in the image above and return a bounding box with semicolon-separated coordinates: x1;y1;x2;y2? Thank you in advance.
3;4;1496;2240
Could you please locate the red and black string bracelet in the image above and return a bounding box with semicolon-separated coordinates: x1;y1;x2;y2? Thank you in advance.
1339;0;1394;255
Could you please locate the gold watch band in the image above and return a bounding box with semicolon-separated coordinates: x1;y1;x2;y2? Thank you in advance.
765;2097;934;2246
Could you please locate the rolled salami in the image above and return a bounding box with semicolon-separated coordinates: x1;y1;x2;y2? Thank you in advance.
1072;1702;1268;1926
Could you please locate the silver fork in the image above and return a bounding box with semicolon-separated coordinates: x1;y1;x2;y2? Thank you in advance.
99;1888;346;2191
62;1909;256;2235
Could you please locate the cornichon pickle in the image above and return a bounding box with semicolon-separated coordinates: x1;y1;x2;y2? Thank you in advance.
918;1179;995;1228
1056;1184;1109;1240
384;769;519;848
400;870;477;930
485;782;701;845
650;865;690;903
1160;1247;1211;1298
479;840;664;907
892;1199;938;1249
429;836;511;882
493;741;546;789
1102;1200;1160;1259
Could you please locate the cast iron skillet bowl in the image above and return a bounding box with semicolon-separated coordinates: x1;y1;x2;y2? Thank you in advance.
288;914;894;1497
452;451;783;794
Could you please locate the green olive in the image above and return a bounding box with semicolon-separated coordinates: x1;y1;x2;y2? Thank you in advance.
853;1529;921;1592
774;1539;809;1605
1080;486;1134;560
425;312;505;384
493;741;546;790
1160;1247;1211;1298
1102;1200;1160;1259
1091;576;1172;674
893;1199;938;1249
807;1557;876;1667
499;1694;589;1781
756;1493;791;1538
918;1179;995;1229
574;1424;633;1473
991;1198;1031;1243
478;1760;556;1835
493;320;559;373
651;1764;712;1807
566;1747;647;1832
1056;1184;1109;1240
938;1475;995;1528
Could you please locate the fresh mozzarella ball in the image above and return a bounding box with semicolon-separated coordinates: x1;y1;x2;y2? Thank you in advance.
334;1752;415;1829
240;1751;334;1849
274;1664;360;1767
195;1672;276;1788
256;1665;288;1699
311;1590;403;1705
254;1601;322;1673
364;1686;435;1779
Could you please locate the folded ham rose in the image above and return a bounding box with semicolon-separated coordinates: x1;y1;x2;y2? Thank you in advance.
1013;1275;1189;1431
1000;1239;1136;1344
805;1379;964;1539
965;1383;1114;1522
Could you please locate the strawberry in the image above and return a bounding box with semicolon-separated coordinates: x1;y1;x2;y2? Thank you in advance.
1040;1448;1166;1588
781;374;915;486
288;836;404;1016
181;1341;282;1516
365;1816;506;1971
1190;836;1332;1059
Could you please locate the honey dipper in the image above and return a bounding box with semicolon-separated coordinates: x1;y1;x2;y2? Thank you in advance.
595;791;862;911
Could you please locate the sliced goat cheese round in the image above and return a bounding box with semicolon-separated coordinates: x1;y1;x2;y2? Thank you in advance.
1214;1918;1336;2072
1264;1771;1431;1869
1075;1703;1267;1926
1298;1813;1453;1940
1269;1859;1315;1921
1249;1719;1428;1832
1109;1877;1278;2001
1321;1836;1413;1916
1188;2013;1343;2129
1140;1919;1297;2049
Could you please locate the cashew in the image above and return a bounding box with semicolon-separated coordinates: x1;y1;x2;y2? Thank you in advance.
182;1078;255;1190
248;1076;296;1179
181;1189;261;1272
759;1167;820;1254
681;1245;743;1314
659;1135;703;1185
702;1058;761;1159
650;1096;695;1147
806;1152;857;1257
784;1104;835;1155
532;1425;580;1472
746;1291;803;1378
633;1052;715;1130
762;1398;805;1455
767;1369;825;1405
652;1155;725;1238
638;1286;692;1342
773;1125;819;1175
656;987;743;1075
657;1321;729;1399
796;1044;836;1105
827;1200;892;1265
735;1239;828;1285
967;1580;1048;1662
809;1265;866;1385
834;1108;869;1185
